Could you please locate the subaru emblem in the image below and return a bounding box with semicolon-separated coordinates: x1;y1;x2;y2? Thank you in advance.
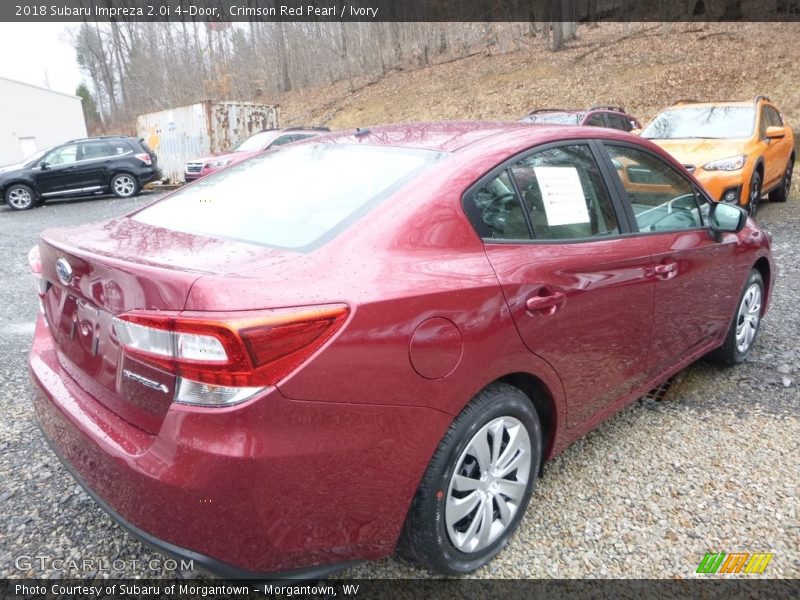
55;258;73;285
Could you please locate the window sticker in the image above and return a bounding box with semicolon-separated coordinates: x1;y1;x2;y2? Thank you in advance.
533;166;591;226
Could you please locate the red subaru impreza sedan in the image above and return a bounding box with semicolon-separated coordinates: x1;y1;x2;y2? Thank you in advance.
29;122;773;577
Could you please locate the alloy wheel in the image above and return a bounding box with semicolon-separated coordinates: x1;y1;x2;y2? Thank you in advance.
735;282;762;355
7;187;33;210
113;176;136;197
445;416;531;554
748;174;761;217
785;162;794;197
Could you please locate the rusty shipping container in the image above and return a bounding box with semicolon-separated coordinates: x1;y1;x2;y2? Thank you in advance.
136;101;280;183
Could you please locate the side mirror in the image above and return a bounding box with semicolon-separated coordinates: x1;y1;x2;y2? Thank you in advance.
709;201;747;238
765;126;786;140
39;161;49;170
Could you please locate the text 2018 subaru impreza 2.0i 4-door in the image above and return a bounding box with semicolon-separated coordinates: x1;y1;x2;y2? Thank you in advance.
29;122;773;577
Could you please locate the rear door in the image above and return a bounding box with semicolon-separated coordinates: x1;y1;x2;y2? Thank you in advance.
468;141;654;428
77;141;115;190
598;142;741;379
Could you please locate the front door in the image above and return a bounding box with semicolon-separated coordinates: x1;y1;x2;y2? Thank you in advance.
761;105;793;189
599;142;741;378
470;143;654;428
34;143;81;195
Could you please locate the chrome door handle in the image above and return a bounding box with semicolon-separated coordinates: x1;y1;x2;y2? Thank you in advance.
654;261;678;280
525;290;566;315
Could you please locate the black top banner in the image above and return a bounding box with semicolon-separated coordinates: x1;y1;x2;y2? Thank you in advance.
3;0;800;22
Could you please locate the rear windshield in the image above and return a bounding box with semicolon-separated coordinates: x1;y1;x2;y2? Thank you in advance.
641;106;755;139
134;143;441;249
235;131;278;152
521;113;581;125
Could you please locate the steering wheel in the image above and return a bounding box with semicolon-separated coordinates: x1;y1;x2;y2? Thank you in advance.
481;192;516;226
652;209;697;230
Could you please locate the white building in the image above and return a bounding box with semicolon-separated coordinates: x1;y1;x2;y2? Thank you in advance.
0;76;87;166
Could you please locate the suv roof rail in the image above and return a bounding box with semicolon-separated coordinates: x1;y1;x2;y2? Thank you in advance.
754;95;771;104
588;105;626;113
65;135;129;143
282;126;331;132
525;108;575;115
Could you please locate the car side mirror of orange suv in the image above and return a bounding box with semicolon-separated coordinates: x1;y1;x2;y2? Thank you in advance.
709;202;747;241
765;126;786;139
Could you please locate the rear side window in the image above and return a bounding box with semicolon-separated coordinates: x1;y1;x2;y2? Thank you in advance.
607;114;632;132
465;144;620;241
80;142;113;160
471;172;531;240
584;113;606;127
511;145;619;239
134;144;440;249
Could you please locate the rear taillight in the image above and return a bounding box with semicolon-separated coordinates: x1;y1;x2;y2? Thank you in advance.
113;304;349;406
134;153;152;165
28;246;47;312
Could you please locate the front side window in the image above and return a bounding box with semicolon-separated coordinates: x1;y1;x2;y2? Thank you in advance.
46;144;78;165
641;106;755;140
134;143;440;249
765;106;784;128
605;144;704;232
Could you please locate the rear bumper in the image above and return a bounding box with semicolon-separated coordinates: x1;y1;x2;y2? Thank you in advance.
140;168;162;185
29;317;448;576
38;421;359;580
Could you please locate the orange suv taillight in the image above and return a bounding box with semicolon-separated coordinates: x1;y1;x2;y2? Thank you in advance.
113;304;349;406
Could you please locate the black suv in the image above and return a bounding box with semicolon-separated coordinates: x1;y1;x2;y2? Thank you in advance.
0;136;161;211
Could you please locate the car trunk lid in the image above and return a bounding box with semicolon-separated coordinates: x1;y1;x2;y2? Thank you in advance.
38;217;301;434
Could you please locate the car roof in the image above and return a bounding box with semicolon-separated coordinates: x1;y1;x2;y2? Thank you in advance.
65;135;136;144
321;121;539;152
527;106;630;117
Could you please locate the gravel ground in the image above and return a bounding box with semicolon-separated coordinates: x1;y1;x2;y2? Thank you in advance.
0;183;797;580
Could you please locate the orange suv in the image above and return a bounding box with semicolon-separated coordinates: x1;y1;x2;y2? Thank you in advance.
639;97;795;216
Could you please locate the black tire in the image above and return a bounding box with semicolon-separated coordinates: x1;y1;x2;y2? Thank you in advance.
709;269;764;366
745;170;762;218
110;173;139;198
768;158;793;203
4;183;37;211
398;382;542;575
